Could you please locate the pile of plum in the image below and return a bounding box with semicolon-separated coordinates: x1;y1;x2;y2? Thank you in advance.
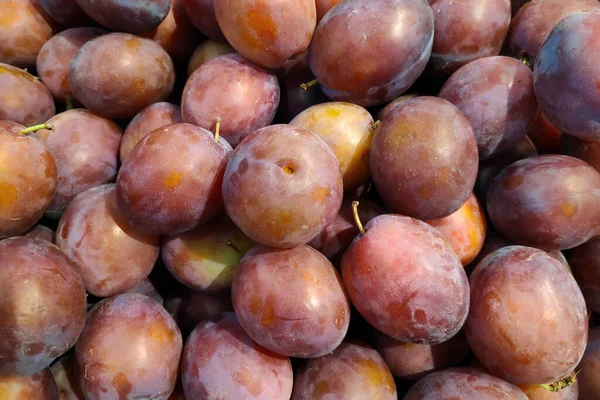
2;0;600;398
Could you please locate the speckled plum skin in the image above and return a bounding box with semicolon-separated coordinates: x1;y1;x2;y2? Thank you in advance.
36;110;123;219
569;237;600;313
0;0;55;68
487;155;600;250
519;380;578;400
290;102;374;191
426;193;487;266
427;0;511;77
0;129;57;238
232;245;350;358
37;28;107;104
309;0;433;106
505;0;599;65
534;10;600;141
69;33;175;119
291;341;397;400
222;124;343;248
439;56;538;159
374;330;470;381
0;63;55;126
342;215;470;344
214;0;316;70
182;313;293;400
0;368;59;399
0;238;87;376
578;327;600;399
561;134;600;173
370;97;479;220
74;293;182;400
308;199;382;266
183;0;225;42
162;213;255;293
75;0;171;33
466;246;588;384
182;54;280;147
377;93;419;121
116;123;232;236
56;185;160;297
39;0;93;27
404;368;528;400
120;102;182;162
187;40;235;76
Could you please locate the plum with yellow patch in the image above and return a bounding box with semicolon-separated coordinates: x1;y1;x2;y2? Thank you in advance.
182;313;293;400
232;245;350;358
187;40;235;77
74;293;182;400
0;368;58;399
290;102;375;191
291;341;397;400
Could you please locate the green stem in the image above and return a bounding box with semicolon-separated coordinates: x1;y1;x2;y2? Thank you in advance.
19;123;54;135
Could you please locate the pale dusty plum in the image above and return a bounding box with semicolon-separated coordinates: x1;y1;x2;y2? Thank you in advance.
404;368;528;399
0;128;57;238
426;193;487;266
120;102;182;162
222;124;343;248
36;110;122;219
427;0;511;77
528;112;563;154
0;63;55;126
187;40;234;76
181;313;293;400
182;54;279;147
0;0;55;68
182;0;225;42
56;185;160;297
291;341;397;400
578;327;600;399
24;225;55;243
370;97;478;220
69;33;175;119
569;237;600;313
466;246;588;384
316;0;344;22
51;355;85;400
75;0;171;33
37;27;107;104
142;0;201;62
505;0;599;65
439;56;539;159
0;368;59;399
519;380;578;400
74;293;182;400
309;199;382;266
341;215;470;344
0;238;87;376
232;245;350;358
162;213;255;293
290;102;375;191
164;289;233;335
214;0;316;69
561;134;600;173
534;10;600;141
376;94;419;121
309;0;434;106
116;123;232;235
374;330;470;380
487;155;600;250
38;0;93;27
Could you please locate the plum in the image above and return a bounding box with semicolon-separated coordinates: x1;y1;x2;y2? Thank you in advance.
569;237;600;313
51;355;85;400
187;40;234;77
75;0;171;33
561;134;600;173
0;368;59;399
164;289;233;336
38;0;93;27
518;380;579;400
24;225;55;243
182;0;225;42
528;112;563;154
578;327;600;399
316;0;344;22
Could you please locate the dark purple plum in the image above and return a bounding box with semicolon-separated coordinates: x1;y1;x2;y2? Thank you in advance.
38;0;94;27
569;237;600;313
578;327;600;399
182;0;225;42
75;0;171;33
164;289;233;335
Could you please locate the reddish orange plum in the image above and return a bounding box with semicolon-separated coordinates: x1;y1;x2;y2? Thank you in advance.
222;124;343;248
37;27;107;103
183;0;225;42
341;215;470;344
36;110;122;219
187;40;235;76
290;102;375;191
120;102;182;162
75;0;171;33
232;245;350;358
426;193;487;266
162;213;255;293
74;293;182;399
0;63;55;126
0;238;87;376
0;368;59;399
291;341;397;400
214;0;316;69
182;313;294;400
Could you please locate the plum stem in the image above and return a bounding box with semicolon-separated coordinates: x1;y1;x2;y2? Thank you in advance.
300;79;318;91
66;96;74;111
519;51;531;68
214;117;221;143
352;201;365;235
226;240;241;253
539;370;581;392
19;123;54;135
371;120;381;130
